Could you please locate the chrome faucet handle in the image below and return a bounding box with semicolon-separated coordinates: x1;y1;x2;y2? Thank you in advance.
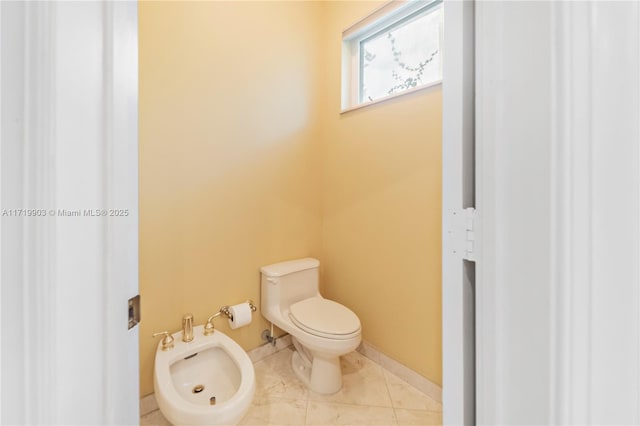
152;331;175;351
182;314;194;343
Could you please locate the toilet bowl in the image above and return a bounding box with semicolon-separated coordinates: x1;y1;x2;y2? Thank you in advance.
260;258;361;394
154;325;255;425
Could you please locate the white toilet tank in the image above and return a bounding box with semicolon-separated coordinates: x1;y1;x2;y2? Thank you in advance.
261;258;321;316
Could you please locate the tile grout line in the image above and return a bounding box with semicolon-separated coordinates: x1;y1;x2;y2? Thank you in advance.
383;369;444;415
304;365;311;426
306;398;394;410
304;397;443;413
381;367;400;425
304;396;310;425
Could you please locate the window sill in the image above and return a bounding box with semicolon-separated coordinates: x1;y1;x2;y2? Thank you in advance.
340;79;442;114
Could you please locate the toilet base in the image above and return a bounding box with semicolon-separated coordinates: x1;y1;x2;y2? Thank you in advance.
291;348;343;394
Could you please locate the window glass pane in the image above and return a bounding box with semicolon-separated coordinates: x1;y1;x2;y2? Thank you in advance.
360;5;442;103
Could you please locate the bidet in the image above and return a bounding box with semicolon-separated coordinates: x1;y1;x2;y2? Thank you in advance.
153;325;255;425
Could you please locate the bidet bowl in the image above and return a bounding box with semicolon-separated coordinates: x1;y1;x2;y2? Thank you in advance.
154;325;255;425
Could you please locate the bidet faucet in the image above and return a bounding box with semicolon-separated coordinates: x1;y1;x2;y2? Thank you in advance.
182;313;194;342
152;331;175;351
204;311;222;336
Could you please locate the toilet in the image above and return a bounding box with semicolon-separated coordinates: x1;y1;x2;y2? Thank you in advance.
260;258;361;394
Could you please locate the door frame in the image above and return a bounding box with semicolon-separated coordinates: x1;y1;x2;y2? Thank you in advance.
441;0;475;424
0;2;139;424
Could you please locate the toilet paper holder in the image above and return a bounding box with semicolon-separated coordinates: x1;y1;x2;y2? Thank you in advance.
204;300;257;336
219;300;257;322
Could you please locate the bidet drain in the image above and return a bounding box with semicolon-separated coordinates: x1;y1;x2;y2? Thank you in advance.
192;384;205;394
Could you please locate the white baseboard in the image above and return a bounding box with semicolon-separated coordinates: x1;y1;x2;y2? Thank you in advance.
356;341;442;403
247;334;292;363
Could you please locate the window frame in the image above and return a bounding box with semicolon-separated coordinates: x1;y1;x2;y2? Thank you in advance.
341;0;443;112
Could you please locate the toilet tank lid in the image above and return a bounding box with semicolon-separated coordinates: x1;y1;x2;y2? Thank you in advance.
260;258;320;277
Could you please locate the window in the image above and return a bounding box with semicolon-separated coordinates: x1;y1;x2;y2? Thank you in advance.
342;0;443;111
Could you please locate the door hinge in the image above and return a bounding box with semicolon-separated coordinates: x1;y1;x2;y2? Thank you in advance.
128;295;141;330
452;207;476;262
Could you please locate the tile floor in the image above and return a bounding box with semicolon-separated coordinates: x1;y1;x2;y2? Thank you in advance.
141;347;442;426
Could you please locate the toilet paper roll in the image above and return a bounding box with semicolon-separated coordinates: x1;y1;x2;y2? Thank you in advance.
228;302;252;329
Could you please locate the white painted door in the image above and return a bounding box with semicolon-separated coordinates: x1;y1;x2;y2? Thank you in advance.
475;1;640;424
0;2;139;424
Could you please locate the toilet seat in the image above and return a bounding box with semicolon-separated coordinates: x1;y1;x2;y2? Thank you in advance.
289;298;361;340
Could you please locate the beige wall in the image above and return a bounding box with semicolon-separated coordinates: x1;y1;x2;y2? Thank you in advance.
318;2;443;386
139;1;324;396
139;0;441;397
